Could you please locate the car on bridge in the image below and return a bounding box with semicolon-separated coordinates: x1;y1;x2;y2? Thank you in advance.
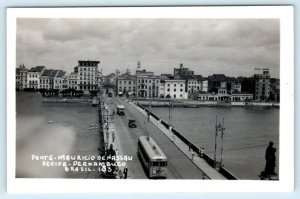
128;119;137;128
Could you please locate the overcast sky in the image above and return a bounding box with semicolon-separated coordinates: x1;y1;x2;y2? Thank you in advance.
16;18;280;78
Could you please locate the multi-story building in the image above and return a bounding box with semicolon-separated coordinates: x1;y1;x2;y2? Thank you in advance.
16;64;28;90
253;68;271;101
53;70;66;90
163;79;187;99
136;75;160;98
201;79;208;92
68;72;79;90
39;69;57;90
74;60;100;93
117;73;137;97
229;82;242;93
27;66;46;89
174;63;194;76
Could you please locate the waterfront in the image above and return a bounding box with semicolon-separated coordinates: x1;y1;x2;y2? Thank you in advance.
151;106;279;179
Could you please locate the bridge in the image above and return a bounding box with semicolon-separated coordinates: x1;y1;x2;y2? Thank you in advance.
99;94;236;180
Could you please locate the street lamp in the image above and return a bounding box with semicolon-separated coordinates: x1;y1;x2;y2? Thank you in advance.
214;116;225;168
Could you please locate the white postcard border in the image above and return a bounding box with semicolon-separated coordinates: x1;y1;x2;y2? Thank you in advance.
7;6;294;193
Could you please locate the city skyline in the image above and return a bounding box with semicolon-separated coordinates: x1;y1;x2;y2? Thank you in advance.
17;18;280;78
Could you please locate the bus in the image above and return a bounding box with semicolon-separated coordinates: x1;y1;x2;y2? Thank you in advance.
137;136;168;178
116;105;125;115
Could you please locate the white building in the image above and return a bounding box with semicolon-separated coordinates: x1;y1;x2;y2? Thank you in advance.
163;79;187;99
27;66;46;89
201;79;208;92
68;72;79;90
75;60;100;94
53;70;66;90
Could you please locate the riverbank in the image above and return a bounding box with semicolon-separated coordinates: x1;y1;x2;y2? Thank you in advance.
133;99;280;108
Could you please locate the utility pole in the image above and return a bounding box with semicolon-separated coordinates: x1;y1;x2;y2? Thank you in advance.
214;116;218;168
102;108;114;150
214;116;225;168
220;118;225;166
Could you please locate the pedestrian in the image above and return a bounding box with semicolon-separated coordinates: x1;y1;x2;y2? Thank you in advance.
188;143;192;151
191;150;195;161
123;168;128;179
172;134;175;142
264;141;277;177
199;147;204;158
118;169;123;179
112;132;115;142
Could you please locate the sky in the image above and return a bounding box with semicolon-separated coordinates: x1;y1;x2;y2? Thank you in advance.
16;18;280;78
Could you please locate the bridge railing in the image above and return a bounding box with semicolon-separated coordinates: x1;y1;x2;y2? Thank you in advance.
137;103;238;180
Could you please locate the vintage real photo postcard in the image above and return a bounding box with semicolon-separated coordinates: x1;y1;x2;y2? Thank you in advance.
7;6;294;193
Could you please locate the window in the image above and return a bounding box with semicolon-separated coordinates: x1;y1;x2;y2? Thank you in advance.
181;84;183;87
167;88;170;91
174;89;176;92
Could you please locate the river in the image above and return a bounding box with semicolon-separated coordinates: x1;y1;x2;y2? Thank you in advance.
151;106;279;179
16;92;101;178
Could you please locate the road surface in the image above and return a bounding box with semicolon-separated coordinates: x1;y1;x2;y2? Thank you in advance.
105;96;206;179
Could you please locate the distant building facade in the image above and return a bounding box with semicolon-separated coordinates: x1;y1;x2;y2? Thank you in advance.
117;74;137;96
74;60;100;93
253;68;271;101
27;66;46;89
174;63;194;76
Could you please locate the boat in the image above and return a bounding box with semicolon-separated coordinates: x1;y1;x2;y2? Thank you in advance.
183;104;199;108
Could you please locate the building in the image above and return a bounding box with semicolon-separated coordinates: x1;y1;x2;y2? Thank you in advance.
253;68;271;101
68;72;79;90
201;79;208;92
163;78;187;99
27;66;46;89
229;82;242;93
74;60;100;93
207;74;237;92
270;78;280;102
117;74;137;97
136;72;160;98
16;64;27;90
174;63;194;76
53;70;67;90
134;61;160;98
39;69;57;90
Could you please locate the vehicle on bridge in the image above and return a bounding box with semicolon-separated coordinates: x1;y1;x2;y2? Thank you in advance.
128;119;137;128
137;136;168;178
116;105;125;115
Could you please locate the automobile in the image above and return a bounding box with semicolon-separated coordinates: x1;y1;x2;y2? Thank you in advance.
128;119;137;128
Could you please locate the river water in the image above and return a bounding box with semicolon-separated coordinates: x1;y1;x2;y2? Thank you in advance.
151;106;279;179
16;92;101;178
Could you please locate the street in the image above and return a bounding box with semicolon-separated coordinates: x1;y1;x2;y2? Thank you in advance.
104;96;206;179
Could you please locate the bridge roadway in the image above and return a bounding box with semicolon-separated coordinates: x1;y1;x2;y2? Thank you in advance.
104;96;207;179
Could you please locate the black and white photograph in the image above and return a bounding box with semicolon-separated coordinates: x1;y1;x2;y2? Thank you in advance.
7;6;294;193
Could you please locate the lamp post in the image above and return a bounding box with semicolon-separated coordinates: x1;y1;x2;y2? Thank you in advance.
220;118;225;166
214;116;225;168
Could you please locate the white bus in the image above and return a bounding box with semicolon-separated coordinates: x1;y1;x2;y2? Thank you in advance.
137;136;168;178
